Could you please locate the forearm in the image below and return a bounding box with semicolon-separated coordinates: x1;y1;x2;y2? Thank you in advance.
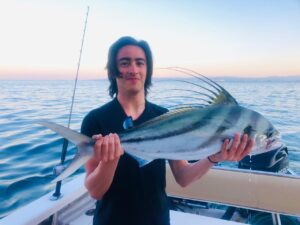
84;133;124;200
85;159;119;200
169;158;215;187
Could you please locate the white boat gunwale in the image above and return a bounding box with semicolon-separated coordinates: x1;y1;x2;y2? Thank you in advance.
0;167;299;225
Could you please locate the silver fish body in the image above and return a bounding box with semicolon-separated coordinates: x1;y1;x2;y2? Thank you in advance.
38;104;282;183
120;104;281;160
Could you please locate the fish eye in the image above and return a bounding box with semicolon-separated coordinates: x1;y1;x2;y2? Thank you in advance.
266;127;277;138
267;131;273;138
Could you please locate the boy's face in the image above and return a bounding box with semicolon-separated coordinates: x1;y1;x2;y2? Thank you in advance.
116;45;147;96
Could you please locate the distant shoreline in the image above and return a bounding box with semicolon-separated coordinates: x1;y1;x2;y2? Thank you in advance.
1;75;300;82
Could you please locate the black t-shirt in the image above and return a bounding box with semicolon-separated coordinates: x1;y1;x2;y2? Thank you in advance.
81;98;170;225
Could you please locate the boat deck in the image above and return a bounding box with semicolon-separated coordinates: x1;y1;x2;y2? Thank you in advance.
69;209;244;225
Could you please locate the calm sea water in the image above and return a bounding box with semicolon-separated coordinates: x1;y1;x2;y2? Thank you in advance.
0;78;299;219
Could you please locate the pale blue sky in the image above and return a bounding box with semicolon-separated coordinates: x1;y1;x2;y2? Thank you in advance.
0;0;299;79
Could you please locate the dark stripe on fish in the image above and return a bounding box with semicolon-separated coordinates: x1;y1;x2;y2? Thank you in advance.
122;108;219;143
243;110;260;138
197;106;243;149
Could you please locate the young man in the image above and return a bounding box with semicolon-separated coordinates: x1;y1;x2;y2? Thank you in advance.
81;36;254;225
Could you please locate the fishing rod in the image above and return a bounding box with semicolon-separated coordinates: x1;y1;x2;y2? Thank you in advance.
51;5;90;200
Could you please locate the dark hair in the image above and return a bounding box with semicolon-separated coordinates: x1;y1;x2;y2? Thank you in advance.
106;36;153;98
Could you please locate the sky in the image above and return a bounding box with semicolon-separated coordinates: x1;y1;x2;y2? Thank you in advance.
0;0;300;80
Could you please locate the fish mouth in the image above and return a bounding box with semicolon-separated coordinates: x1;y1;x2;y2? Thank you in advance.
266;136;282;150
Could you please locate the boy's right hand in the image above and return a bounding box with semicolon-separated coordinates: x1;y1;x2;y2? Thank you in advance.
92;133;124;163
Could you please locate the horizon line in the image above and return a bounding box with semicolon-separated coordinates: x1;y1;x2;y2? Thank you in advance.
1;74;300;81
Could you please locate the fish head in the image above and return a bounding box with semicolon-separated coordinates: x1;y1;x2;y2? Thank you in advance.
264;127;282;150
252;126;282;155
237;107;283;155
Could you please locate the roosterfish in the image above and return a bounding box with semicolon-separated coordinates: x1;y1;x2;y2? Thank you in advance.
38;67;282;182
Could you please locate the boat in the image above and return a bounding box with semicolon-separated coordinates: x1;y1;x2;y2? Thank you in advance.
0;166;299;225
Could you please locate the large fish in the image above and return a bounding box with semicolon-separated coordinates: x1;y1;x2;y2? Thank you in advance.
38;68;282;182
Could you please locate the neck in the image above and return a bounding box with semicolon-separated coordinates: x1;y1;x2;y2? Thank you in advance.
117;92;146;120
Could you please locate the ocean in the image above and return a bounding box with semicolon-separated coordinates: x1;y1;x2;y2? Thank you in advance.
0;77;299;219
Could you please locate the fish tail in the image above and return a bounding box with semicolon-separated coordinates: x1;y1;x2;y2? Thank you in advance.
51;151;90;183
37;121;94;182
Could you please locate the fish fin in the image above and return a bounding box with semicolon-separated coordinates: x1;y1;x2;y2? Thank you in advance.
37;120;92;145
37;121;93;182
158;67;239;106
51;152;90;183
